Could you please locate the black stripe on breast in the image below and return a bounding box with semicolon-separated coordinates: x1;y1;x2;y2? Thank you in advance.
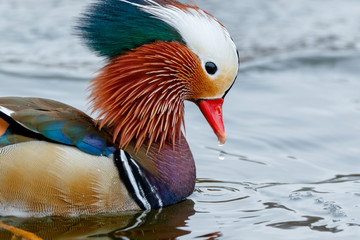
113;150;163;210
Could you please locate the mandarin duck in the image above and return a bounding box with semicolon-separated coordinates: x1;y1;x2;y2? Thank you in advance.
0;0;238;217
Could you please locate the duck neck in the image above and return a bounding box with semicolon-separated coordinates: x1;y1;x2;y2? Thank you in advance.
117;133;196;209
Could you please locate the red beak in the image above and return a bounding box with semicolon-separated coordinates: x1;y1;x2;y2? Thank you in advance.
198;98;227;145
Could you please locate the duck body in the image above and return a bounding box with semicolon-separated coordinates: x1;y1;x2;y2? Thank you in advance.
0;0;238;217
0;97;195;216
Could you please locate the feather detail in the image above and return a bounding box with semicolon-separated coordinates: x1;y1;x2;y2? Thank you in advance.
0;118;9;137
0;97;116;156
0;141;139;216
77;0;189;58
124;132;196;207
89;41;204;151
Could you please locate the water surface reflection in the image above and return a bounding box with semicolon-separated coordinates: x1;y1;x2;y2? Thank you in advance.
0;200;195;240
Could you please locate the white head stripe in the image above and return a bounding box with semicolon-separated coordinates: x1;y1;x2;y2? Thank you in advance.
139;3;239;81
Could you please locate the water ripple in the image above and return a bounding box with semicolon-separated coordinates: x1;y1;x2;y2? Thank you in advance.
194;179;251;204
267;216;342;233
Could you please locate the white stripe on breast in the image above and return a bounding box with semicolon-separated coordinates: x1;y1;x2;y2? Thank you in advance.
0;106;14;117
120;150;151;210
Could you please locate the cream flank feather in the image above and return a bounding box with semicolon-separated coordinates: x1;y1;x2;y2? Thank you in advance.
0;141;139;217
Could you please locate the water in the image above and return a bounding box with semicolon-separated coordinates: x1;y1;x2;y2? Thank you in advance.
1;0;360;239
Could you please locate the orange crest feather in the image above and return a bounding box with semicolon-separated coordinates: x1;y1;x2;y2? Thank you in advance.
89;41;202;151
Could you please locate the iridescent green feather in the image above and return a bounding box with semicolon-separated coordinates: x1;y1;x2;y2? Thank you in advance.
77;0;184;58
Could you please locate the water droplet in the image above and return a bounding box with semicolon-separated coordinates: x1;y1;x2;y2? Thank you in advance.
218;152;225;161
218;142;224;147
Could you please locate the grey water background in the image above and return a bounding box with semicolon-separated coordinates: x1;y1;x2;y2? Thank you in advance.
0;0;360;239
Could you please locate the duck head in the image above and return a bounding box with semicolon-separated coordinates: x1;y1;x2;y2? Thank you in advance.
78;0;239;150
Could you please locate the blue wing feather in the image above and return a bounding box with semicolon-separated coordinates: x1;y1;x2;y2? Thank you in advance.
0;128;11;145
39;121;74;146
0;97;116;156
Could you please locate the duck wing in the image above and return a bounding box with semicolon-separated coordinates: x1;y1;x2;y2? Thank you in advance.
0;97;115;156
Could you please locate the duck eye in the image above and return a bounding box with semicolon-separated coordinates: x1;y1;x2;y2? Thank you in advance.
205;62;218;75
